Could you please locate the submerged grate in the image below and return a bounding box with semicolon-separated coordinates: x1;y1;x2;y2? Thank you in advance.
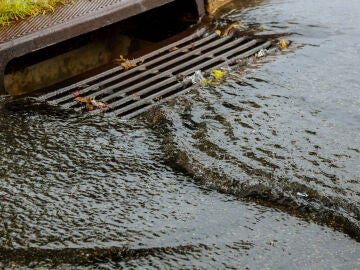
39;28;273;119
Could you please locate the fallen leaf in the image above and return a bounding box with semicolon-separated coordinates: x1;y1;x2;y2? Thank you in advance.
115;55;143;70
215;29;222;36
212;69;228;80
74;96;90;103
281;39;287;49
90;98;107;109
169;46;179;52
74;96;107;111
72;90;80;97
74;96;94;110
223;22;241;36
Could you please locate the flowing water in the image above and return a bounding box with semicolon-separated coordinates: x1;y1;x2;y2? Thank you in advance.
1;0;360;268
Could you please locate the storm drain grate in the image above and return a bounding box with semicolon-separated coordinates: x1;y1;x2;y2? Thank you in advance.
39;28;273;119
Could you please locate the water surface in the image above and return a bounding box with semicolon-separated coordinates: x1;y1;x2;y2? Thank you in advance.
1;0;359;268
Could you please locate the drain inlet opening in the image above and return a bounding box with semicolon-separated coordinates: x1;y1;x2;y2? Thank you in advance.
4;0;201;96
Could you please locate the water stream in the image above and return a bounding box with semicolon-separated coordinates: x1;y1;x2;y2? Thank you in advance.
0;0;359;268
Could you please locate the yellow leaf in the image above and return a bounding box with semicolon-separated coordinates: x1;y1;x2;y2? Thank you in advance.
201;79;212;86
212;69;227;80
281;39;287;49
215;29;222;36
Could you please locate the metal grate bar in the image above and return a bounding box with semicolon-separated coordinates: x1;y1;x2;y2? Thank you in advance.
80;37;250;103
114;41;274;118
61;34;243;108
120;85;195;119
102;39;259;111
40;28;207;101
39;28;275;118
64;32;221;104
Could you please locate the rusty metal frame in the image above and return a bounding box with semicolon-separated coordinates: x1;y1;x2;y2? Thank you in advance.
0;0;206;95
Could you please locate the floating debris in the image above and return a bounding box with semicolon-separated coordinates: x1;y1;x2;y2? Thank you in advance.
215;29;222;36
256;48;268;58
257;26;267;32
212;69;227;80
74;96;108;111
223;22;244;36
188;70;207;85
72;90;81;97
215;22;248;37
169;46;179;52
134;93;141;99
115;55;145;70
296;192;308;198
280;39;288;49
186;69;229;87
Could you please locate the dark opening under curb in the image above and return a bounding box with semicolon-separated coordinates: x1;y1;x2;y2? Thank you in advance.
3;0;202;96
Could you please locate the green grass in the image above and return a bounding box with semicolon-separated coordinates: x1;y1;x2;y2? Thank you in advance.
0;0;70;27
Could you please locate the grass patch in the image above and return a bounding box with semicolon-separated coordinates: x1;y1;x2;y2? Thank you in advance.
0;0;70;27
